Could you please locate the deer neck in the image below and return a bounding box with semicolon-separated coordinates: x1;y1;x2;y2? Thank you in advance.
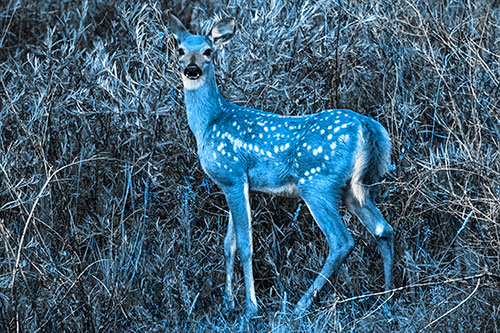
183;67;224;142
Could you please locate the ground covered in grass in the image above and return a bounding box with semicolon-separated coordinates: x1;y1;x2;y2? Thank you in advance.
1;0;499;331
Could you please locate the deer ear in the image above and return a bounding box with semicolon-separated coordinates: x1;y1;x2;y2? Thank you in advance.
169;14;189;42
209;18;236;46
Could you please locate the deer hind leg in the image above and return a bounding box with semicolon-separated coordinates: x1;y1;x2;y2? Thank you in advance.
223;183;258;318
294;190;354;315
223;212;236;310
345;190;394;291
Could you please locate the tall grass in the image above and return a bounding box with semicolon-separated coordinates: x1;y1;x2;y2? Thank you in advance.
1;0;499;331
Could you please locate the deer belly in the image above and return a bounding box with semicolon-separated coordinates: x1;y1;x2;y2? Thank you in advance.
248;165;299;197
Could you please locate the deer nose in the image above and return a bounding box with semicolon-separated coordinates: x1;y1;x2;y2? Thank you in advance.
184;65;202;79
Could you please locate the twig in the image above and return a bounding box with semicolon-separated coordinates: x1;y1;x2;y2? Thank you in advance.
34;259;110;333
271;271;491;332
9;156;108;293
419;277;482;332
434;211;473;274
337;270;489;304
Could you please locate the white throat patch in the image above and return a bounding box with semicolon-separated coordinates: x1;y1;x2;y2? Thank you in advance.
182;75;206;90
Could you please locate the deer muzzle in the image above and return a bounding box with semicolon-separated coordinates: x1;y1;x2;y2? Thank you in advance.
184;65;202;79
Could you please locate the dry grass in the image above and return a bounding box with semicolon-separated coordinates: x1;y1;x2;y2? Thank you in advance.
1;0;499;331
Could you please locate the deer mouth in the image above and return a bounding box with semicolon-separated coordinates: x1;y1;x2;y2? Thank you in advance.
184;65;202;80
186;73;201;80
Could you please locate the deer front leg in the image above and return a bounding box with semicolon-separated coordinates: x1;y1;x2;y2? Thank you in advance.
223;183;258;318
223;212;236;310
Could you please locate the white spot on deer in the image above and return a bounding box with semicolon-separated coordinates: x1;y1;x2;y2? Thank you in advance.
318;146;323;153
339;134;350;143
327;134;333;140
341;123;348;129
234;139;243;150
274;146;279;153
266;151;272;157
299;178;305;184
313;149;318;156
324;155;329;160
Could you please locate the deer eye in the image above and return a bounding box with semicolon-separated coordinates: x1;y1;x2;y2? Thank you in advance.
203;49;212;57
177;48;185;56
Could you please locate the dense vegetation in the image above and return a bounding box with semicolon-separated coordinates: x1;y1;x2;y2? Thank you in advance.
1;0;499;331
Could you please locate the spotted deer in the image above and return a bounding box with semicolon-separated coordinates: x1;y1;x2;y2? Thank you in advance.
169;15;394;317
